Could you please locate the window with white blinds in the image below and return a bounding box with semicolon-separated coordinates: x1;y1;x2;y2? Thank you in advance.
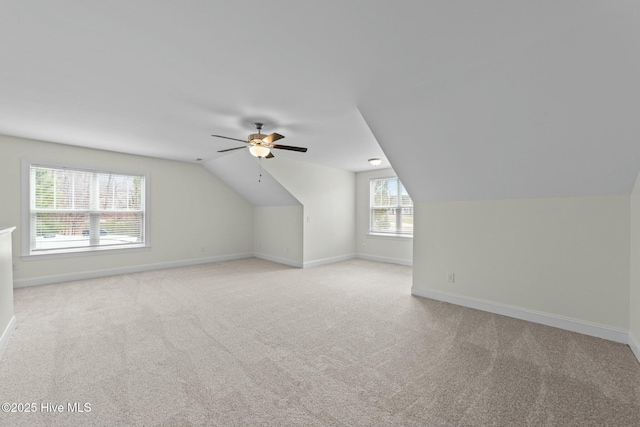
27;164;147;254
370;177;413;236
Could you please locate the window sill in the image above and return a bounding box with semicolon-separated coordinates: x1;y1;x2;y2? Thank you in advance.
367;233;413;240
22;244;150;261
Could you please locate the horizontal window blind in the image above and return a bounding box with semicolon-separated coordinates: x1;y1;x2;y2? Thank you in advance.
29;165;146;253
370;177;413;236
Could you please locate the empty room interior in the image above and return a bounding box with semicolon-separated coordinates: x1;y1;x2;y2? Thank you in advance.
1;2;640;426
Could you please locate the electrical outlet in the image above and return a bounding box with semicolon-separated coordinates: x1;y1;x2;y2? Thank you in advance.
447;273;455;283
12;263;18;272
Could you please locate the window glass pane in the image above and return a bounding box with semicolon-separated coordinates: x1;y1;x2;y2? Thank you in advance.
98;173;143;211
400;207;414;234
400;184;413;207
98;212;144;246
30;164;146;254
372;208;396;233
33;212;90;251
372;178;398;207
72;172;92;209
387;178;398;206
33;167;91;210
370;177;413;236
34;168;55;209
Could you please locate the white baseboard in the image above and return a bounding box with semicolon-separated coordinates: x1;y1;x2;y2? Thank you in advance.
303;253;356;268
411;287;629;344
13;252;254;288
629;332;640;365
253;252;303;268
12;251;405;287
0;315;17;360
356;253;412;266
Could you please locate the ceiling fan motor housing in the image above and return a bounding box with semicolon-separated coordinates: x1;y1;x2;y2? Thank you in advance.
249;133;266;143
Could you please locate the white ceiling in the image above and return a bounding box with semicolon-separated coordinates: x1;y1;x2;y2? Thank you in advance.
1;1;640;202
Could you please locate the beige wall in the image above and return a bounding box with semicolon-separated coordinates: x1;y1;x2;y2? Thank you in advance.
355;167;412;265
253;205;303;267
0;135;254;284
630;171;640;345
263;158;355;265
413;195;630;329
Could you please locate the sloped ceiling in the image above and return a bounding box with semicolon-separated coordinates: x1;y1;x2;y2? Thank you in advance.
1;1;639;203
359;2;640;202
203;153;299;206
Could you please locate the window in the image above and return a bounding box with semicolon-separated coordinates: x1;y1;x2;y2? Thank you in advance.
370;177;413;236
24;163;148;255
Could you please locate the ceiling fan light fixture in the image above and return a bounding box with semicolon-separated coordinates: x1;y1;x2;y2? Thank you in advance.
213;122;307;158
368;158;382;166
249;145;271;158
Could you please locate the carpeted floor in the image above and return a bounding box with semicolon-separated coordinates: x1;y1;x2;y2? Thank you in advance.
0;258;639;426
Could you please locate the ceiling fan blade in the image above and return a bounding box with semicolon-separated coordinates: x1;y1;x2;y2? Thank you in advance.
266;152;274;159
217;146;247;153
211;135;248;143
262;133;285;144
272;144;308;153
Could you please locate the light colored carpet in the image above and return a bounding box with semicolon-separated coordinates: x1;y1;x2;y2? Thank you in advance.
0;258;639;426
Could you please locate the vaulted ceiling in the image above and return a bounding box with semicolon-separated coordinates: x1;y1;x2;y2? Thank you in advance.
1;1;639;203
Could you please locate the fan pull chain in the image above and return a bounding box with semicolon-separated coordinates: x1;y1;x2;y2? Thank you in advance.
258;157;263;183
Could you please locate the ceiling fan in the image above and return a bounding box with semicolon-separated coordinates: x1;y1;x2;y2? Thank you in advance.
212;123;308;158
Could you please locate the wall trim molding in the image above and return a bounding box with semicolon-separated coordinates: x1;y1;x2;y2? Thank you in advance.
13;252;254;288
356;253;412;266
303;253;356;269
253;252;303;268
629;332;640;365
411;287;629;344
0;315;16;360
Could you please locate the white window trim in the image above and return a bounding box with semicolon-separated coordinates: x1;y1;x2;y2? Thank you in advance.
368;175;414;238
367;232;413;240
21;158;151;259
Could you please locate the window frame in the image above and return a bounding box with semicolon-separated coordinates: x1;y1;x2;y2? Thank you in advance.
21;159;151;259
369;175;413;238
